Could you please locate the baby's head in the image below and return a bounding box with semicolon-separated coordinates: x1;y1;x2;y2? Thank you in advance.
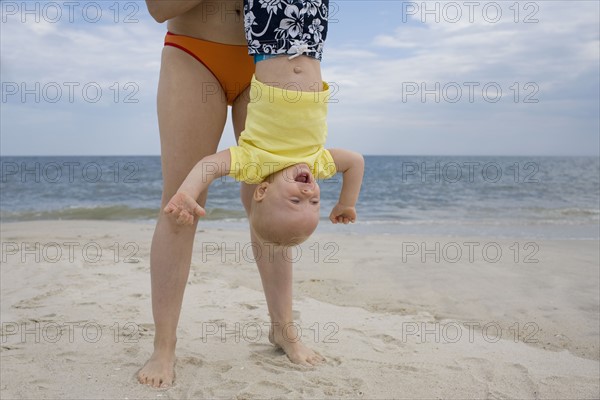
249;164;320;247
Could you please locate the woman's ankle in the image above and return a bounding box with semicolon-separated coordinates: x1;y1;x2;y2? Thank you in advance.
153;335;177;353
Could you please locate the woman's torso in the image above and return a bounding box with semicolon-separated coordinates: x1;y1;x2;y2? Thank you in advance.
167;0;246;45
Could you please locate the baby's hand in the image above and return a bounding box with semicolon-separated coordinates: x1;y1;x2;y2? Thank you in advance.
329;203;357;224
164;192;206;225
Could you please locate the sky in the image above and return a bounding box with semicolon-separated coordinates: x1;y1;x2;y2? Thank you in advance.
1;0;599;156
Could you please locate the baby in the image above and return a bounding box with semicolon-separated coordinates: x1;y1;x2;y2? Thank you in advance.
165;0;364;245
163;82;364;244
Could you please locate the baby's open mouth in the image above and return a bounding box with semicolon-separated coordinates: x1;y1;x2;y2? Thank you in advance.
294;172;311;183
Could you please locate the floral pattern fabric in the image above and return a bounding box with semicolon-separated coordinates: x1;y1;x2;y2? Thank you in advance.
244;0;329;61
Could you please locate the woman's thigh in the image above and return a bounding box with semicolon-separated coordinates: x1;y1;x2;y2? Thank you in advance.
157;46;228;207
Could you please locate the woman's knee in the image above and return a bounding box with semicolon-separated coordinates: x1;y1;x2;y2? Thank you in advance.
156;203;201;235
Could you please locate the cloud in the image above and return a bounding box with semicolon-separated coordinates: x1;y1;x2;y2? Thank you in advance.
1;1;598;156
320;1;599;155
2;15;163;87
1;6;165;155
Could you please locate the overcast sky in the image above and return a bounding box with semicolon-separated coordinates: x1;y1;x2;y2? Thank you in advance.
1;0;598;156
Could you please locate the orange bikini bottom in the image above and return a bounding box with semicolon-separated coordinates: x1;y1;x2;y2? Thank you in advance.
164;32;255;105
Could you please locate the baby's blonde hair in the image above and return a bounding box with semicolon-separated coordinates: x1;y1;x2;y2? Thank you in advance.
249;199;319;247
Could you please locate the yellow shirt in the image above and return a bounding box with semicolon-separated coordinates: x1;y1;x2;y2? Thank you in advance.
229;76;337;184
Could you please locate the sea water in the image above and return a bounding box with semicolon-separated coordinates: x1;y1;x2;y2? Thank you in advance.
1;156;598;239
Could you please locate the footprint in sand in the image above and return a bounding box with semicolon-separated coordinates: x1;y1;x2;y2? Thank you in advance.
179;355;204;367
202;380;249;398
457;357;538;398
249;349;308;371
373;333;405;350
240;380;293;397
239;303;259;310
1;345;22;351
12;287;65;309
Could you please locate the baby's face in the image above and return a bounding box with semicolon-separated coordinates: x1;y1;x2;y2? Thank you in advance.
251;164;321;243
265;164;321;214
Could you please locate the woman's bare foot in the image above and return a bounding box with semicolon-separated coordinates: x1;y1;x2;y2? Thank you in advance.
137;348;176;388
164;192;206;225
269;323;326;366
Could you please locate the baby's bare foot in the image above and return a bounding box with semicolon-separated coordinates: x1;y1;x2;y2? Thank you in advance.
164;192;205;225
137;350;175;388
269;324;326;366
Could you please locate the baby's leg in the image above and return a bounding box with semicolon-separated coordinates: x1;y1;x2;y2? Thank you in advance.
233;96;325;366
249;225;326;366
241;183;325;366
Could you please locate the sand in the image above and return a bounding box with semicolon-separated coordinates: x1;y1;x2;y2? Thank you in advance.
1;220;599;399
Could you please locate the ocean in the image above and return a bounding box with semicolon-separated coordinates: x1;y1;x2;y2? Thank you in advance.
1;156;598;239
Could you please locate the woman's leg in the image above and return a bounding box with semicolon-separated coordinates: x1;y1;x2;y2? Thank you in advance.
232;91;326;366
138;46;228;388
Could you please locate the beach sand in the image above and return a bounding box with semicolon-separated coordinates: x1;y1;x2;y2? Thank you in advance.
1;220;598;399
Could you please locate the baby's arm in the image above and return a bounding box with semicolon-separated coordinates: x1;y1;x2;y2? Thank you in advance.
327;149;365;224
164;149;231;225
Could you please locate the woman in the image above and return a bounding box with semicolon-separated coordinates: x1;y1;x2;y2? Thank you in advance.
138;0;325;389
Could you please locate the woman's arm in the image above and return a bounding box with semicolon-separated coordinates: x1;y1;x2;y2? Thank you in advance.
145;0;204;23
